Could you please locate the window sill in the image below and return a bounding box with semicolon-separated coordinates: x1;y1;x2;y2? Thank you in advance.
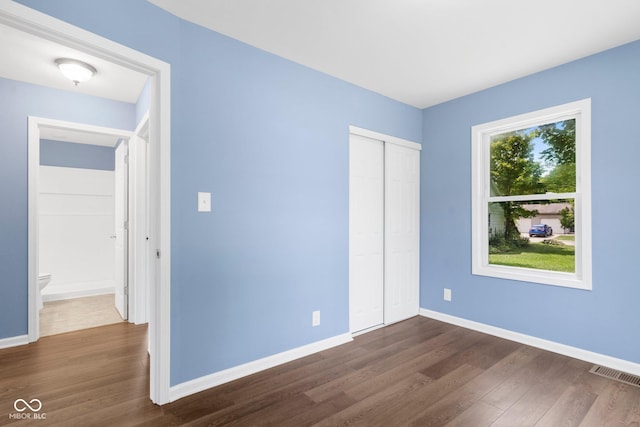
473;263;591;290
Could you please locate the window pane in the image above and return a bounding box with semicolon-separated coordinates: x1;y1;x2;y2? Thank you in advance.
490;119;576;197
488;199;575;273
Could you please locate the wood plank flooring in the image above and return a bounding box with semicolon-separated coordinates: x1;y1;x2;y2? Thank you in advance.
1;316;639;426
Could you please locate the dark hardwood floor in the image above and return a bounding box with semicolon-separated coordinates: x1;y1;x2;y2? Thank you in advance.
1;317;639;426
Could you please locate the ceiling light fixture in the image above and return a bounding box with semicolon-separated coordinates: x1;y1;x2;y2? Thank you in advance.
55;58;97;86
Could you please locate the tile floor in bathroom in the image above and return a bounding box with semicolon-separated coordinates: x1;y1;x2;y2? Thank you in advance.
39;294;124;336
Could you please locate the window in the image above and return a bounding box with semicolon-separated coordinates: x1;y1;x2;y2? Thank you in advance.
472;99;591;290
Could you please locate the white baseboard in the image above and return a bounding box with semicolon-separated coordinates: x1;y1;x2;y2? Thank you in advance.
0;334;29;350
169;332;353;402
420;308;640;377
42;280;115;302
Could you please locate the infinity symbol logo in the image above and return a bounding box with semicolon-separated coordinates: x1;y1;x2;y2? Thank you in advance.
13;398;42;412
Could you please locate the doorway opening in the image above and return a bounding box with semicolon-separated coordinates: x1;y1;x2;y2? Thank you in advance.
2;1;172;404
32;119;143;337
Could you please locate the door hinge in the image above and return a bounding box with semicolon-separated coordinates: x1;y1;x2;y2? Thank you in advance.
124;220;129;231
156;250;161;259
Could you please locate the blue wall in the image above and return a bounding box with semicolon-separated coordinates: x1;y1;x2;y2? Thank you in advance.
0;76;135;339
40;139;115;171
135;77;151;125
14;0;422;386
422;40;640;364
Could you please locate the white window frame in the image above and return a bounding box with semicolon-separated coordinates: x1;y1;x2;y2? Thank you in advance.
471;99;592;290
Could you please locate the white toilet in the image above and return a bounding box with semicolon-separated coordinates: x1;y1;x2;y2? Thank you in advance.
37;273;52;310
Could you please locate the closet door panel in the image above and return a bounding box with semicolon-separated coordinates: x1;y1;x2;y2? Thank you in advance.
349;135;385;333
384;143;420;324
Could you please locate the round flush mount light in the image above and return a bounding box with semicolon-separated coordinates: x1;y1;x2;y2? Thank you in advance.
55;58;97;86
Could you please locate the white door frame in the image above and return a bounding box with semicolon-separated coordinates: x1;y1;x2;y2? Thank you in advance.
29;118;134;329
28;116;135;342
2;2;172;405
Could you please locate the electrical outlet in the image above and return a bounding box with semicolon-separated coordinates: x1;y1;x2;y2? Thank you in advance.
444;288;452;302
312;310;320;326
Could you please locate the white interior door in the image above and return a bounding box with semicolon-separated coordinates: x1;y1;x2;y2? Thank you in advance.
384;143;420;323
129;116;150;325
349;134;384;333
114;141;129;320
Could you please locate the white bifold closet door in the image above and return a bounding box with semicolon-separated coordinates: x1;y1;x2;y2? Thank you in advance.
349;130;420;334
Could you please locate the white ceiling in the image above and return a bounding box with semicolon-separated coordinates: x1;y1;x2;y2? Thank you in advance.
4;1;640;111
148;0;640;108
0;23;147;104
0;22;147;147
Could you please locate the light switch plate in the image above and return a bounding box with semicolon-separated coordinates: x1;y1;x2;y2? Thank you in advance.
198;192;211;212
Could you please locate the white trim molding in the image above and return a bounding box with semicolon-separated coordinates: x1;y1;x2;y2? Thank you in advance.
349;125;422;151
0;335;29;350
420;309;640;377
169;333;353;402
42;281;116;302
